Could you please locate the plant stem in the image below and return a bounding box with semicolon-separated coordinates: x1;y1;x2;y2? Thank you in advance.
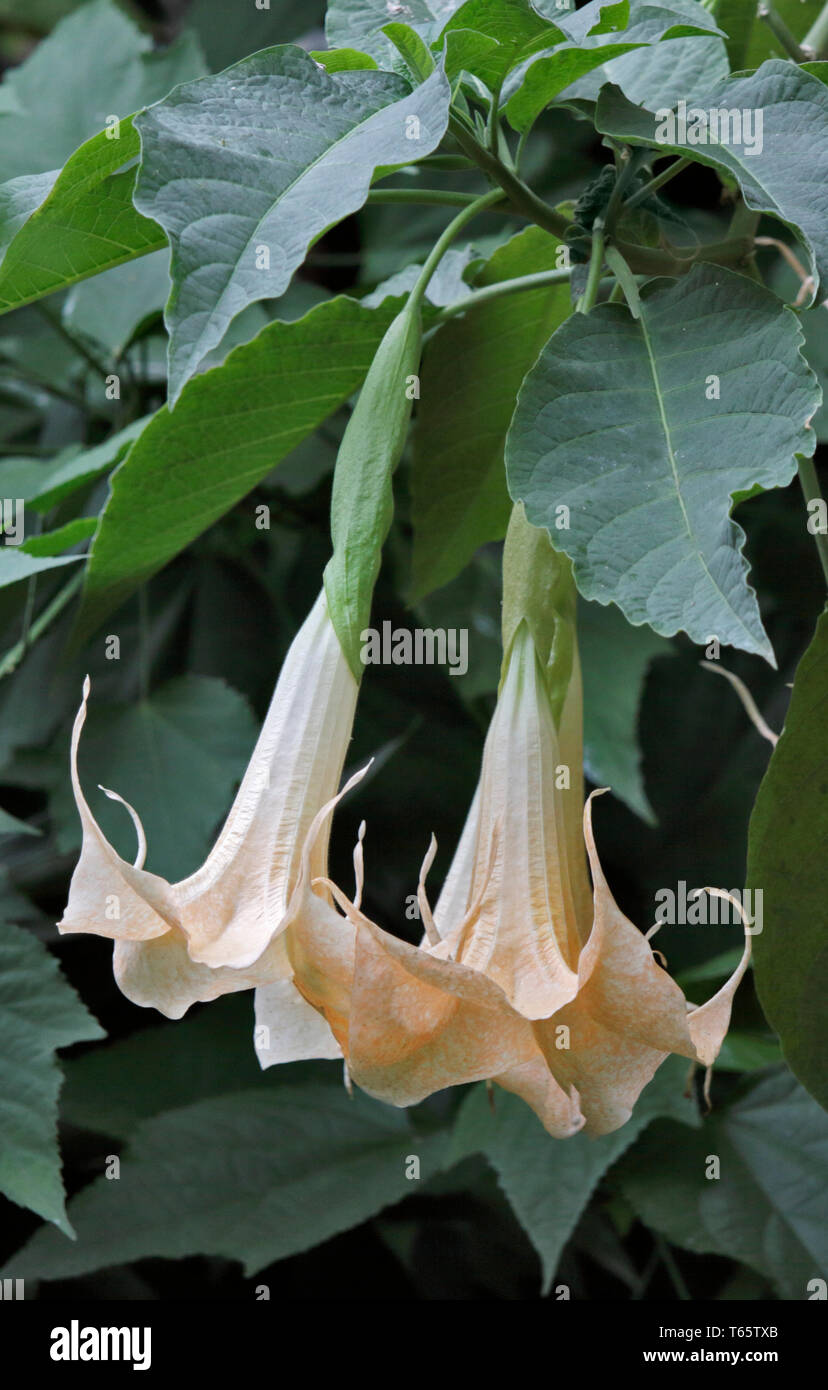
0;570;84;679
577;218;606;313
433;266;571;322
409;187;506;308
654;1234;692;1301
797;456;828;587
803;0;828;57
758;3;808;62
625;156;691;210
447;114;572;239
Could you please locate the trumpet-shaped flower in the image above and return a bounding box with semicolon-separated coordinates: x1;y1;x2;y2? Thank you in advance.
269;517;750;1138
61;590;357;1049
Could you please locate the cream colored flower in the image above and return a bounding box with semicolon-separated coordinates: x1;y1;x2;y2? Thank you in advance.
271;613;749;1138
60;590;357;1049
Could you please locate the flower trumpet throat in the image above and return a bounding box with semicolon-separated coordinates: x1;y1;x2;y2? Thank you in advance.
61;590;357;1041
276;507;750;1138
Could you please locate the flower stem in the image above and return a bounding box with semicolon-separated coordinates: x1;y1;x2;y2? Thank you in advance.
447;115;572;240
797;455;828;588
433;266;571;323
758;3;808;62
803;0;828;57
577;218;606;313
625;156;691;210
408;187;505;308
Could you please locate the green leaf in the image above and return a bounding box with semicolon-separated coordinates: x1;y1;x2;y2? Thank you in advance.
50;675;258;882
0;807;40;837
0;548;83;590
505;263;820;662
504;39;648;130
28;416;154;512
383;22;436;80
0;122;166;317
5;1085;448;1278
715;0;823;71
21;518;96;556
62;250;171;357
595;61;828;304
747;611;828;1112
440;0;561;90
615;1068;828;1299
0;0;205;184
410;226;571;599
60;994;330;1140
559;36;729;114
0;919;103;1234
450;1056;698;1291
134;50;450;399
579;598;670;821
327;0;440;64
72;294;403;642
503;0;725;128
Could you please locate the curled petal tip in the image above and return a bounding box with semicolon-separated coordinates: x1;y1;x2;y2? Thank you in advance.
82;674;91;699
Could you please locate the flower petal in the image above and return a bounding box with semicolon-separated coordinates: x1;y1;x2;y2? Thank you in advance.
254;978;343;1066
60;677;176;943
175;592;359;969
113;930;291;1021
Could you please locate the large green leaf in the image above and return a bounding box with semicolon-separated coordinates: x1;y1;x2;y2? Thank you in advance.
62;250;171;357
746;611;828;1112
0;122;165;316
134;50;450;399
505;264;820;662
327;0;441;64
60;994;322;1140
0;0;204;184
73;294;402;641
4;1086;448;1278
579;598;671;822
410;226;571;600
595;61;828;303
504;0;724;129
49;675;258;882
450;1056;698;1291
615;1068;828;1299
560;34;728;112
0;920;103;1235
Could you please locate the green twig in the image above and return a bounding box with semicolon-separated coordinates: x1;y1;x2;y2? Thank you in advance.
433;266;571;323
758;3;808;62
803;0;828;57
447;114;572;240
0;570;84;679
798;456;828;588
409;187;506;309
577;218;606;313
625;156;691;210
